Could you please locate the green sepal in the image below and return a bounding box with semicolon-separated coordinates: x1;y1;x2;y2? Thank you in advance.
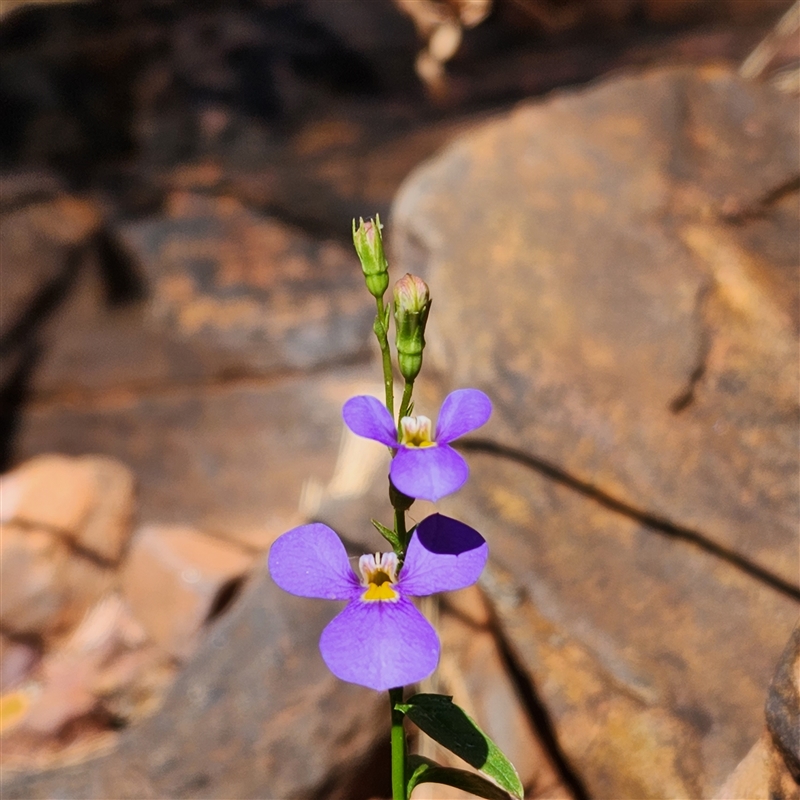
406;755;516;800
371;519;401;551
396;694;523;800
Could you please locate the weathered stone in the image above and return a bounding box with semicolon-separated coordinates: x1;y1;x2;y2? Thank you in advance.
766;623;800;783
6;455;96;535
122;525;254;660
0;524;71;637
431;600;570;799
712;731;800;800
392;65;799;589
0;194;100;343
1;562;389;799
448;455;799;797
0;636;39;693
0;520;114;641
75;456;136;563
17;366;381;537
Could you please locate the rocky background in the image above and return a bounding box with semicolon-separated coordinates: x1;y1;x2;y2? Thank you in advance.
0;1;798;798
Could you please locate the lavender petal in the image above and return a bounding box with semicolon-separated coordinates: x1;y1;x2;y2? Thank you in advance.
319;597;440;691
268;523;360;600
435;389;492;444
399;514;488;596
343;395;398;447
390;444;468;502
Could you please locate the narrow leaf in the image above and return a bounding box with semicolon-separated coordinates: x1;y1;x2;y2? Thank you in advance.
406;756;514;800
371;519;401;550
397;694;523;799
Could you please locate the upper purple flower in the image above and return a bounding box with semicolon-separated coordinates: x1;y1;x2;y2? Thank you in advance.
268;513;488;691
342;389;492;502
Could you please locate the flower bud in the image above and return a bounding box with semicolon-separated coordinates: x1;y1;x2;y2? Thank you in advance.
393;273;430;382
352;215;389;298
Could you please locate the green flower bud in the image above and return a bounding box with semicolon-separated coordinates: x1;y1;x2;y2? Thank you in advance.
393;273;430;382
352;215;389;298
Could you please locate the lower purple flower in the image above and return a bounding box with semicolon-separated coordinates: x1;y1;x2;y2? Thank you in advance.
268;513;488;691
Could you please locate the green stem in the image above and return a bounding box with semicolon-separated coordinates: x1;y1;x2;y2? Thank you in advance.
398;380;414;423
389;687;407;800
375;296;394;416
394;505;408;552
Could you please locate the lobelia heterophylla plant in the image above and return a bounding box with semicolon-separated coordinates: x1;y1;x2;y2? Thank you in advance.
268;216;523;800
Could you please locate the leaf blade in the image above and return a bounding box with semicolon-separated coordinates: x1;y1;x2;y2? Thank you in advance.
397;694;523;799
406;755;515;800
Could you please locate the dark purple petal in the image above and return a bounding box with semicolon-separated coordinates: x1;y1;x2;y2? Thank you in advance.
399;514;488;596
390;445;468;502
342;396;398;447
319;597;439;691
268;523;360;600
435;389;492;444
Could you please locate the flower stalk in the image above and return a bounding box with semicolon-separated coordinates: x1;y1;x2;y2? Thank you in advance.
389;687;407;800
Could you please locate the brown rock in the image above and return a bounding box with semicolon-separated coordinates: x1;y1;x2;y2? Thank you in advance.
0;635;39;693
0;193;100;343
121;525;254;660
6;455;96;535
448;456;799;797
25;196;374;401
766;623;800;783
1;562;389;799
431;600;570;799
0;524;71;637
17;366;382;538
712;731;800;800
75;456;136;563
392;65;799;590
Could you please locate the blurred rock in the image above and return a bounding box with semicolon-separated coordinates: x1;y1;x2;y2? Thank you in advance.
5;455;96;535
77;457;136;563
18;366;381;540
0;524;71;637
1;561;390;799
0;194;100;346
121;524;254;660
0;636;39;693
4;454;135;563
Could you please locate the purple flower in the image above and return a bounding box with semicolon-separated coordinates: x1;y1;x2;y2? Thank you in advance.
268;513;488;691
342;389;492;502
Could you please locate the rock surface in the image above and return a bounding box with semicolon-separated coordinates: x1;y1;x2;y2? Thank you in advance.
393;64;799;590
391;65;800;797
121;524;254;660
1;562;390;800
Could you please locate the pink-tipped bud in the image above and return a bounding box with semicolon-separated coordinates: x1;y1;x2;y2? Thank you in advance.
352;215;389;298
393;273;431;382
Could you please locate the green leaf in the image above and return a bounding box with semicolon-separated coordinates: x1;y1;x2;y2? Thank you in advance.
406;755;515;800
371;519;401;551
396;695;524;799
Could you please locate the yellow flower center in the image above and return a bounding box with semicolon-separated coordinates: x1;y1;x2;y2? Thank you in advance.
399;415;436;448
359;552;400;602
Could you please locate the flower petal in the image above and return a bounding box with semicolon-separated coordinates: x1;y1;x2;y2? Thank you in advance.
268;523;359;600
391;445;468;502
342;395;398;447
319;597;439;691
435;389;492;444
399;514;488;596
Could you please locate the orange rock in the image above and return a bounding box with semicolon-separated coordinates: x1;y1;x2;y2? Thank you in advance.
121;525;254;660
75;456;136;563
0;524;71;636
5;455;96;535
